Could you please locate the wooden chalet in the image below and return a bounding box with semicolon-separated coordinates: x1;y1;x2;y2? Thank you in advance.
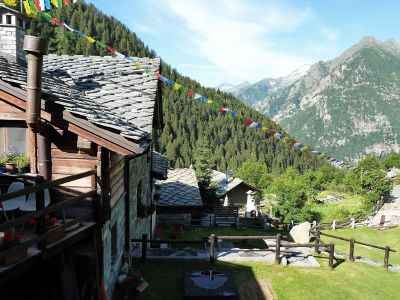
0;5;162;299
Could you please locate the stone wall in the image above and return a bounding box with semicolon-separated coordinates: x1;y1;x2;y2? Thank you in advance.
0;14;26;62
129;153;153;251
103;194;125;300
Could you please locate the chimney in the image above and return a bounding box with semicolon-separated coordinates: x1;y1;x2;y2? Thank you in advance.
23;35;50;178
23;35;49;131
0;3;27;63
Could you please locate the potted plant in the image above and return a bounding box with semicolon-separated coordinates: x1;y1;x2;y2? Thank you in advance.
15;154;30;174
0;231;26;266
1;146;19;174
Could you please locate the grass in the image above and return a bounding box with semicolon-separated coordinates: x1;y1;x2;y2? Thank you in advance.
156;225;285;249
309;192;364;222
321;227;400;265
131;257;400;300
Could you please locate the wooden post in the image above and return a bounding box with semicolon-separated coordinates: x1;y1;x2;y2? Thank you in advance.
349;239;355;261
141;234;147;263
384;246;390;269
210;234;216;262
329;243;335;269
315;228;321;253
275;234;281;265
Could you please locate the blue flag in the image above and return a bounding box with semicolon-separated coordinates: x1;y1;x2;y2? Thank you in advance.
45;0;51;9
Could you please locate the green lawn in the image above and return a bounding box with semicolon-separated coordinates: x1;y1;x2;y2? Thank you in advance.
309;192;364;222
321;227;400;265
131;257;400;300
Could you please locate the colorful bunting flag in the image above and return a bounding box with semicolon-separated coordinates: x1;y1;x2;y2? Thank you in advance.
219;105;225;112
186;90;195;97
180;87;188;94
24;1;37;17
166;79;174;86
173;83;181;91
159;76;167;82
41;12;52;22
45;0;51;9
145;68;153;76
244;119;253;126
96;41;106;49
4;0;17;6
274;133;282;139
289;140;297;147
106;45;116;54
63;23;74;32
267;130;276;137
231;111;237;118
50;0;58;8
212;102;219;109
194;93;202;99
86;36;95;43
206;99;213;104
58;0;62;8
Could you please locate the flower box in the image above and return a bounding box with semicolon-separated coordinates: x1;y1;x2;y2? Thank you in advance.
0;248;28;266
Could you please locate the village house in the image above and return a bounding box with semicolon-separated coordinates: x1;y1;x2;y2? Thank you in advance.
0;4;162;299
212;170;262;208
155;168;203;224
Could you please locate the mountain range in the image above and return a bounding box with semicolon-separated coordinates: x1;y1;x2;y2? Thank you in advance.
226;37;400;161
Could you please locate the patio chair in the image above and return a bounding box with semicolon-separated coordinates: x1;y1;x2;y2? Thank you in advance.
19;189;50;212
0;182;27;216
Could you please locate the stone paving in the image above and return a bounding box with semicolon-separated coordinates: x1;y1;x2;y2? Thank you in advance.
369;185;400;227
132;240;320;267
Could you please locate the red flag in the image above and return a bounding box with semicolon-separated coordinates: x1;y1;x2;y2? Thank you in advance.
244;119;253;126
51;18;63;28
64;0;71;4
186;89;195;97
289;140;297;147
219;105;225;112
106;45;116;54
267;130;276;137
34;0;41;11
153;71;161;78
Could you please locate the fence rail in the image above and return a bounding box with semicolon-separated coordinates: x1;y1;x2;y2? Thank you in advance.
311;229;395;269
132;233;336;269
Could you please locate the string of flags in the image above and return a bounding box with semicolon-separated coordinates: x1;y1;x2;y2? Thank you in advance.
4;1;357;170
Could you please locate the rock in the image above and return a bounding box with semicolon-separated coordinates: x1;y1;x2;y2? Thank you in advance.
289;222;311;244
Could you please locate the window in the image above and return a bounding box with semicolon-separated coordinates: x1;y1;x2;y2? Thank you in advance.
6;15;12;25
111;223;118;264
0;128;27;153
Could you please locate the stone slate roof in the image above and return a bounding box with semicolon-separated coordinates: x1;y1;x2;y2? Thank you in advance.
0;53;160;143
156;168;203;207
44;55;160;140
211;170;261;197
151;151;168;180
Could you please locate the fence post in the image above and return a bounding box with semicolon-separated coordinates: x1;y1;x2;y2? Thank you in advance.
331;220;336;231
314;228;321;253
141;234;147;263
209;234;216;262
349;239;355;261
312;220;317;230
350;218;355;229
275;234;281;265
384;246;390;269
329;243;335;269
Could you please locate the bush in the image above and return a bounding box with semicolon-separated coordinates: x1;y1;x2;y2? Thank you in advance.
334;207;351;220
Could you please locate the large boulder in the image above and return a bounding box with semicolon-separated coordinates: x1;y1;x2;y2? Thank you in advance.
289;222;311;244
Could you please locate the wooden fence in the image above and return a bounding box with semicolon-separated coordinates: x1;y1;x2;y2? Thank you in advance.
0;170;97;264
311;228;396;269
132;233;336;269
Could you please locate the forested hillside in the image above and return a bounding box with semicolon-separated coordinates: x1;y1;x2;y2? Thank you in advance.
27;1;326;173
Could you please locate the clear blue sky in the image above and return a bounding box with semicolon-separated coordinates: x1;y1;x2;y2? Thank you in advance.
87;0;400;87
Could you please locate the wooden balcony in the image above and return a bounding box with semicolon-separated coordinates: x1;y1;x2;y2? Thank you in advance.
0;170;99;284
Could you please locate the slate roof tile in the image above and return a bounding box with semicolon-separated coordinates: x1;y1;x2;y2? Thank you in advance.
156;168;203;207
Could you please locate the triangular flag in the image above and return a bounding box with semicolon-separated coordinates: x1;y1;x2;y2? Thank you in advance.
166;79;174;86
33;0;41;11
300;146;309;152
267;130;276;137
41;12;52;22
212;102;219;109
186;90;195;97
4;0;18;6
74;29;85;37
206;99;214;104
289;140;297;147
106;45;116;53
144;68;153;76
173;83;181;91
28;0;37;12
153;71;161;78
159;76;167;82
63;23;74;31
126;57;137;62
51;18;63;28
50;0;58;8
274;133;282;139
39;0;45;10
58;0;62;7
64;0;70;4
114;51;125;59
180;87;188;94
24;1;37;17
44;0;51;9
194;93;202;99
96;41;106;49
135;62;142;69
231;111;237;118
86;36;96;43
201;96;208;102
244;119;253;126
249;122;258;128
261;127;268;133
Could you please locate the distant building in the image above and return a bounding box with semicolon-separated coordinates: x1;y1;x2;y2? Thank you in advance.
211;170;262;207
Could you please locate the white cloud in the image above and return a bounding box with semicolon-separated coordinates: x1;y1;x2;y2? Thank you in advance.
320;27;341;42
149;0;314;82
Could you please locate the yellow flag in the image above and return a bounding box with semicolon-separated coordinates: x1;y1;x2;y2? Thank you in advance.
173;83;181;91
23;1;37;17
206;99;213;104
261;127;268;133
51;0;58;8
135;63;142;69
4;0;17;6
300;146;309;152
86;36;96;43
